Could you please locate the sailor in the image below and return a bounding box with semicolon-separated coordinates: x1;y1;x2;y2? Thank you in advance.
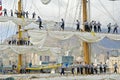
97;21;101;32
12;62;16;70
113;62;118;73
87;64;90;74
107;23;111;33
99;62;103;73
60;63;65;75
14;10;19;17
79;62;83;74
3;8;7;16
29;62;32;68
36;16;43;29
113;23;118;34
21;10;25;18
103;63;107;73
84;21;90;32
94;64;98;74
76;20;80;31
27;36;30;45
76;63;80;74
71;64;75;75
84;62;88;74
32;12;36;19
93;21;97;32
60;18;64;31
11;9;13;16
90;63;94;74
89;21;93;31
0;63;3;73
25;11;29;18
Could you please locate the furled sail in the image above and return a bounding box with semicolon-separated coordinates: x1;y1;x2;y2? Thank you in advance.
0;16;57;27
28;29;120;46
0;45;61;55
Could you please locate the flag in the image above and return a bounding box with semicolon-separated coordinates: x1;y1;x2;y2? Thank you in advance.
0;0;2;16
0;0;2;5
0;6;2;10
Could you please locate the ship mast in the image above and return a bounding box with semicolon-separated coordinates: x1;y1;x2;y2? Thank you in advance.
17;0;22;72
82;0;90;64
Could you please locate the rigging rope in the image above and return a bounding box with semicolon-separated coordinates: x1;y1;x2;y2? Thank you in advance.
4;22;10;40
99;0;117;23
23;0;27;11
71;0;81;27
90;2;109;19
58;0;61;21
32;0;41;16
64;0;70;21
12;0;16;11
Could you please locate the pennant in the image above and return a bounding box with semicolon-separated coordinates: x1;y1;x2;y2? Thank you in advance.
0;6;2;10
0;12;2;16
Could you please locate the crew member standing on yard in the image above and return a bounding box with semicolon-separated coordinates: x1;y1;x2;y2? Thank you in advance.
11;9;13;16
15;10;18;17
114;62;118;73
84;21;90;32
3;8;7;16
103;63;107;73
113;23;118;34
32;12;36;19
36;16;43;29
99;62;103;74
93;21;97;32
60;19;64;31
107;23;111;33
97;21;101;32
21;10;25;18
76;20;80;31
26;11;29;18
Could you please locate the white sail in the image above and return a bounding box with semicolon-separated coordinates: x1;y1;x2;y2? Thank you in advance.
28;29;120;46
0;16;57;27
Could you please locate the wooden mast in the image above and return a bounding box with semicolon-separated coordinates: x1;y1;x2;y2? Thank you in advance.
82;0;90;64
17;0;22;72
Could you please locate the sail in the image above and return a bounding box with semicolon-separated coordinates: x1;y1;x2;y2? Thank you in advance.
0;16;57;27
28;29;120;46
0;45;61;55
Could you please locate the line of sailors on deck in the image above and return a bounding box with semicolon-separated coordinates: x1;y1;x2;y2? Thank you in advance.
8;35;31;45
60;62;118;75
59;19;118;34
2;8;36;19
8;38;30;45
